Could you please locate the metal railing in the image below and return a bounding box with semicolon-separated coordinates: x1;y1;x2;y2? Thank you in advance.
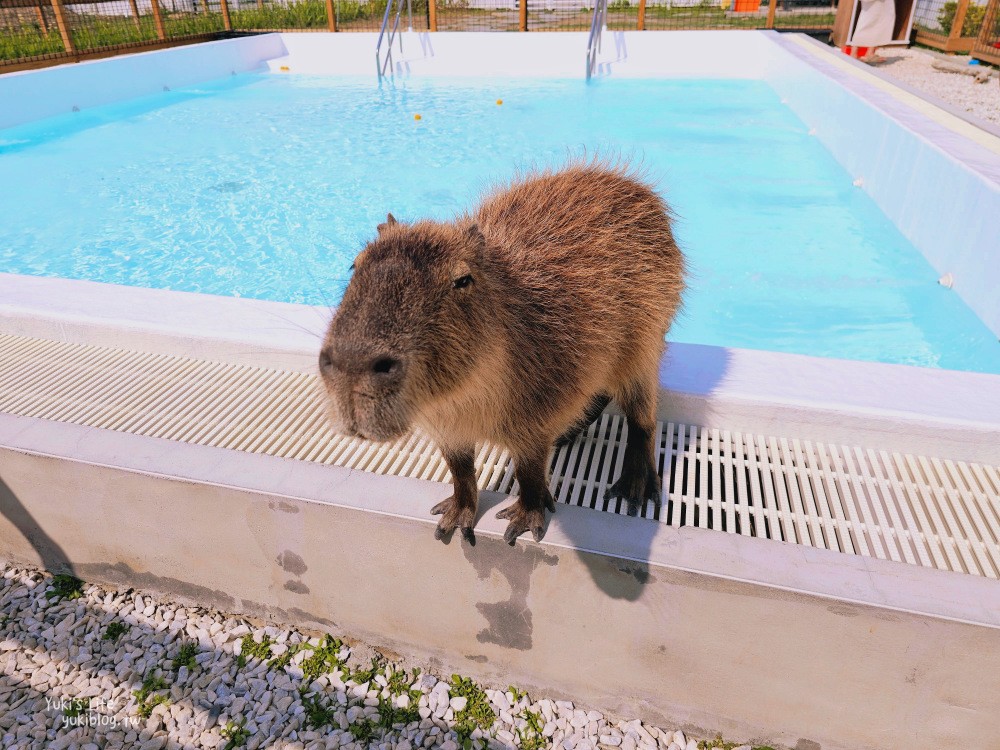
375;0;410;77
586;0;608;80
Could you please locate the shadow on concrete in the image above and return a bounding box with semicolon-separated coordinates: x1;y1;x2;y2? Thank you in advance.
0;473;73;576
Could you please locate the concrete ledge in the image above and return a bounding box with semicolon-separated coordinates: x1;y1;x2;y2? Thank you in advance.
1;413;998;750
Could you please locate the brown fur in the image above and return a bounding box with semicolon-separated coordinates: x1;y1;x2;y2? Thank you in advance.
319;160;685;545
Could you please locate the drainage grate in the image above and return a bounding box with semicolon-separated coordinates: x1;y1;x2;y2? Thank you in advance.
0;333;998;578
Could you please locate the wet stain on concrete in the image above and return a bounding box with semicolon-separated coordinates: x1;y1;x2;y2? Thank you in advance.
465;535;558;651
464;654;488;663
794;740;821;750
618;564;654;585
268;501;300;514
284;580;309;595
827;603;860;618
276;550;307;576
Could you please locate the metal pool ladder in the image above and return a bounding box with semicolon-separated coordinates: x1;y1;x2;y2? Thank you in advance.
586;0;608;80
376;0;412;78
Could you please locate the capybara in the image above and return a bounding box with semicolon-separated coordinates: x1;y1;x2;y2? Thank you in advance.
319;160;685;545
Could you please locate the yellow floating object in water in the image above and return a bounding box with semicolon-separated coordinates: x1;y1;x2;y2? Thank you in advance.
496;99;503;105
414;114;422;121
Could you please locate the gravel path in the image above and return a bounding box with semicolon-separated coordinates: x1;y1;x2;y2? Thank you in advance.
0;566;766;750
863;46;1000;126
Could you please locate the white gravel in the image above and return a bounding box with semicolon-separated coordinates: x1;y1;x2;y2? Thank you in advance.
862;46;1000;126
0;566;750;750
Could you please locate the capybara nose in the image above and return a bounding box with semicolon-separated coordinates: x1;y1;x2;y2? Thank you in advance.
321;343;404;382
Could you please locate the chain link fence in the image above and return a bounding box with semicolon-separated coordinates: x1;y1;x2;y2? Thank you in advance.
2;0;839;69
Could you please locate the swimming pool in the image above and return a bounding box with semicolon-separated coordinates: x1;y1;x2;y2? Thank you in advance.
2;65;999;373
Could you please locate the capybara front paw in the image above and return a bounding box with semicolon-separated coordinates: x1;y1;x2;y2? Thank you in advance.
495;502;547;545
430;497;477;545
604;464;661;516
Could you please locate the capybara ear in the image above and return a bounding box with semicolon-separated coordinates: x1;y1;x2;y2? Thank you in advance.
377;213;398;235
465;223;486;258
466;223;484;243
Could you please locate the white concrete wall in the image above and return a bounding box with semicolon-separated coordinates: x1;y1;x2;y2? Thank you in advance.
2;413;999;750
0;35;287;129
763;34;1000;339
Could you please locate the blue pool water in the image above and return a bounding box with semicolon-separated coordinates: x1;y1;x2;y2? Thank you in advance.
2;73;999;373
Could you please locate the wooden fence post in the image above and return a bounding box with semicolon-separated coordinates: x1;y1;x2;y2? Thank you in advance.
220;0;233;30
428;0;437;30
150;0;167;39
946;0;970;49
48;0;74;53
325;0;337;30
765;0;778;28
519;0;527;30
127;0;142;29
637;0;646;29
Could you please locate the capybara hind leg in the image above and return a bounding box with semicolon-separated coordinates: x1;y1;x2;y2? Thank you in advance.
496;445;556;545
606;380;661;517
555;392;612;448
431;447;478;545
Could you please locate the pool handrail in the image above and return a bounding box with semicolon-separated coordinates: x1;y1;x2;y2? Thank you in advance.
586;0;609;80
376;0;409;78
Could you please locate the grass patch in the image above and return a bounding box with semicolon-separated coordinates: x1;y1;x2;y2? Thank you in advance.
46;574;84;602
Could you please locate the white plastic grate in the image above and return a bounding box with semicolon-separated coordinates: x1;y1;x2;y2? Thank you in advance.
0;333;998;578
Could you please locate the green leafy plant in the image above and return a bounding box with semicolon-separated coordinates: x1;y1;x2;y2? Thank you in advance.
515;708;546;750
172;642;199;672
221;717;251;749
237;633;273;668
63;697;90;719
46;574;84;601
349;717;378;743
936;0;986;36
103;621;129;641
300;635;347;681
449;674;496;747
133;671;170;719
301;692;336;729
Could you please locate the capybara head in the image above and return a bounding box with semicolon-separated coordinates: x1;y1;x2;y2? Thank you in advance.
319;214;495;441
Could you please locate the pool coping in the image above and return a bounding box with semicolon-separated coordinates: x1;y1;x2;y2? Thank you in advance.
3;272;999;466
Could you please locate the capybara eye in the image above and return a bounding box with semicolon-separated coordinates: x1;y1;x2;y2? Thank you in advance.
453;274;473;289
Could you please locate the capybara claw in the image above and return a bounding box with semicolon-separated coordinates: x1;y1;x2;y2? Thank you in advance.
605;467;661;516
497;503;547;545
431;496;476;544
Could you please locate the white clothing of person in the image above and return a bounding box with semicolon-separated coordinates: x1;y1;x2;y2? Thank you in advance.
852;0;896;46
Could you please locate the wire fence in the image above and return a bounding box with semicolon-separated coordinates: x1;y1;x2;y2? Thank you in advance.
2;0;840;69
971;0;999;62
912;0;992;51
